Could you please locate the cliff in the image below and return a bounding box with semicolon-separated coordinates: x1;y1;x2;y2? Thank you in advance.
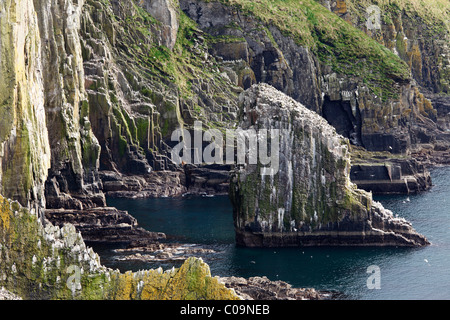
230;84;429;247
0;0;51;210
180;0;449;156
179;0;449;193
0;0;446;298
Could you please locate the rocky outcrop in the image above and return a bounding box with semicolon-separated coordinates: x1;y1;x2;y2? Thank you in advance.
178;0;450;197
44;207;166;243
321;1;450;162
350;147;432;194
217;276;335;300
2;0;447;211
79;0;241;197
0;194;239;300
180;0;447;157
230;84;429;247
114;242;219;263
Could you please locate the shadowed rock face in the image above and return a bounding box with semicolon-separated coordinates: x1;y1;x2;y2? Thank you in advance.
230;84;429;247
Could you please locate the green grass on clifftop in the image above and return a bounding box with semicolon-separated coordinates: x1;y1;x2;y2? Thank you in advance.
214;0;413;100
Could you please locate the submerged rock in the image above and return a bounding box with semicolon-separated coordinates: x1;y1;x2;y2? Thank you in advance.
230;84;429;247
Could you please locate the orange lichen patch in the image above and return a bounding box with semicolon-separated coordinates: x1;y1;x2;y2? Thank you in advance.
408;44;423;77
414;88;436;118
334;0;348;15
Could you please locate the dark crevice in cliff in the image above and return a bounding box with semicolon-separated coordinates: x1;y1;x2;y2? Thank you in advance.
322;96;363;147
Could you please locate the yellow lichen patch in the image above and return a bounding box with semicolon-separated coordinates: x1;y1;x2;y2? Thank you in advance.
161;257;240;300
139;269;173;300
110;259;239;300
114;271;136;300
0;195;11;231
334;0;348;15
0;192;239;300
408;44;422;75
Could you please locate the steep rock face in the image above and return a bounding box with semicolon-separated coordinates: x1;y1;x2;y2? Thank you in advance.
180;0;322;113
79;0;241;195
0;0;51;209
230;84;429;247
2;0;445;209
32;0;104;210
180;0;447;194
0;194;239;300
141;0;179;50
1;0;243;209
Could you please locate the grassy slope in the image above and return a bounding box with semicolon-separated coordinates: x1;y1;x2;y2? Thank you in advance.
213;0;412;101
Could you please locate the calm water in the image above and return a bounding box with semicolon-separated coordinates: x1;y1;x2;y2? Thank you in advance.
98;167;450;300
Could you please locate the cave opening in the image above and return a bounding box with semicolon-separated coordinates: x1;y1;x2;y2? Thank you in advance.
322;96;363;147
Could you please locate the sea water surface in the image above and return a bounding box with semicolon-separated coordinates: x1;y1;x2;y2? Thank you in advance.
98;166;450;300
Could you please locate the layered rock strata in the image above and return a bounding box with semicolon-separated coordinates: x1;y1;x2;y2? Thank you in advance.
45;207;166;243
180;0;447;194
321;0;450;95
230;84;429;247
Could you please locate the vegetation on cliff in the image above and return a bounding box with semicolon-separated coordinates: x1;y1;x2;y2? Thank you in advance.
338;0;450;94
0;0;447;300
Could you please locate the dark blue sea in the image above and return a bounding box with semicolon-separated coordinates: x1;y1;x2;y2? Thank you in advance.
94;166;450;300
